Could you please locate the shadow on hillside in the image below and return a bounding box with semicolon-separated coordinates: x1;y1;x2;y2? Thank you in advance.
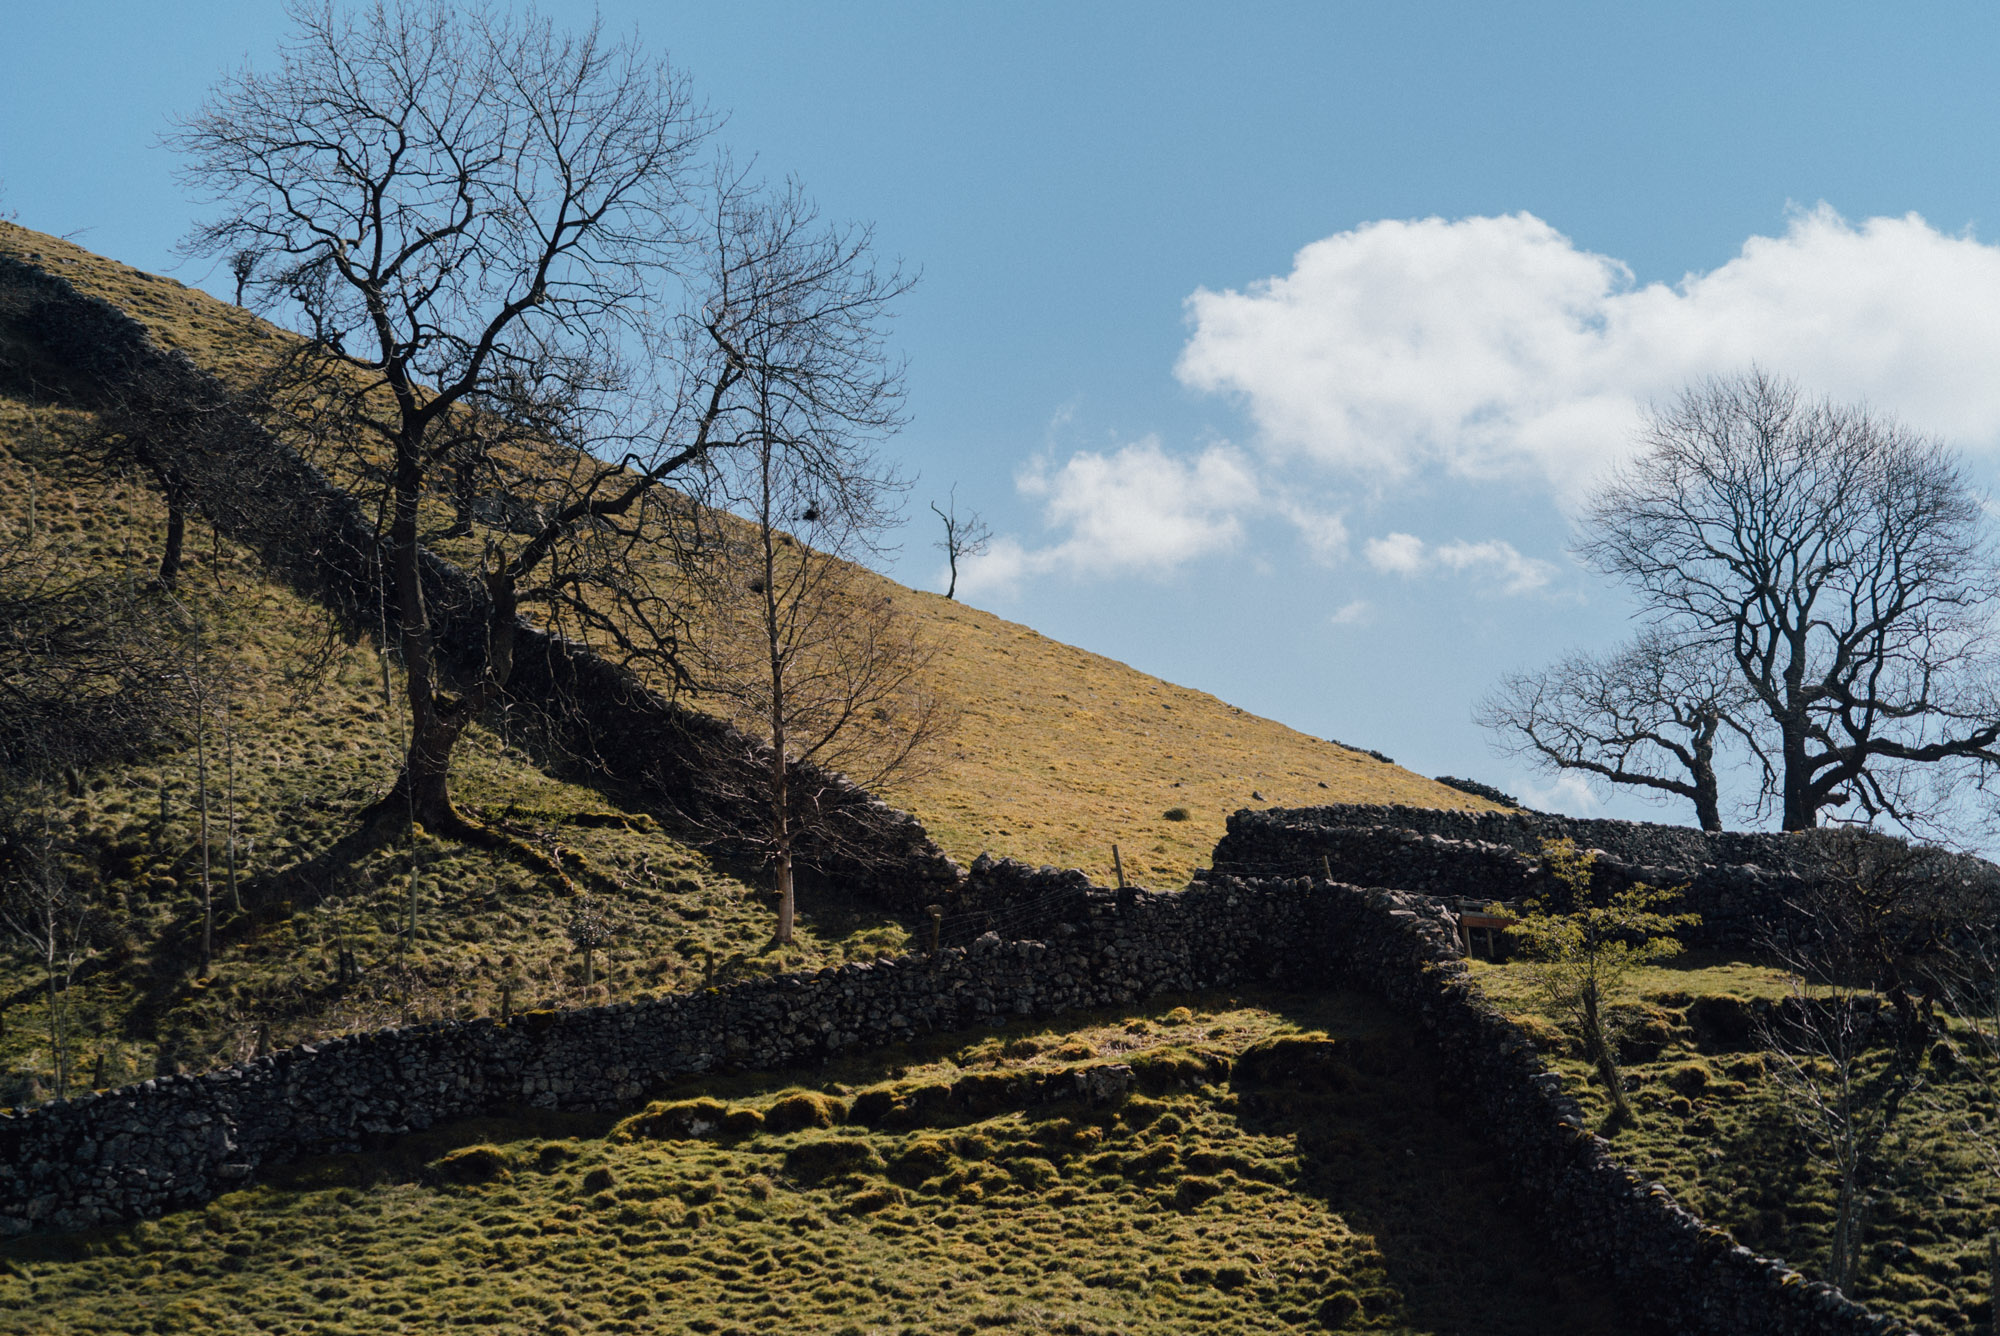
1249;993;1663;1336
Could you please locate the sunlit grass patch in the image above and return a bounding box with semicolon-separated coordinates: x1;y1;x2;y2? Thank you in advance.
1472;952;2000;1334
0;993;1644;1336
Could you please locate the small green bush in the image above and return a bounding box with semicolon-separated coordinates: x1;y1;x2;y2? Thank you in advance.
782;1138;885;1184
887;1139;960;1187
432;1144;511;1185
1163;807;1190;822
764;1090;847;1132
615;1098;731;1141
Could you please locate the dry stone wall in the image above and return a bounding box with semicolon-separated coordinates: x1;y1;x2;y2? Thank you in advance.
1212;804;2000;951
1287;875;1908;1336
0;860;1911;1334
0;877;1313;1236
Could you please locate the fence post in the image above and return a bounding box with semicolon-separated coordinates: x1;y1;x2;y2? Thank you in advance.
1112;845;1126;890
926;904;943;956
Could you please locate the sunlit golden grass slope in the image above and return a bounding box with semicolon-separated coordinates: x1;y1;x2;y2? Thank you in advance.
870;586;1494;885
0;221;1499;887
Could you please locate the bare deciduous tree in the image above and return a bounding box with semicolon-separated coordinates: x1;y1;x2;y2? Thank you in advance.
1579;370;2000;830
228;248;259;307
0;510;187;779
0;824;98;1103
930;485;990;601
172;4;905;849
694;482;945;945
1480;631;1763;831
681;187;938;943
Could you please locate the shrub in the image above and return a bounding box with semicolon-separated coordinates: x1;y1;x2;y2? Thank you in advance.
615;1098;731;1141
782;1137;885;1184
765;1090;847;1133
432;1144;511;1185
887;1139;959;1187
1163;807;1190;822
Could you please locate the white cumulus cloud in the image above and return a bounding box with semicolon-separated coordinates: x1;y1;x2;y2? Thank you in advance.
1364;532;1555;594
1177;206;2000;496
957;438;1259;593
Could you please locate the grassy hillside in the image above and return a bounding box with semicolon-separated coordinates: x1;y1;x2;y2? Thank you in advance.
0;991;1640;1336
1473;955;1996;1335
0;220;1497;894
0;397;908;1094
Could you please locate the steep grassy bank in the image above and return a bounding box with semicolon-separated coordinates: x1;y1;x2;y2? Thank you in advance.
1473;956;1997;1335
0;399;898;1097
0;992;1642;1336
0;220;1498;894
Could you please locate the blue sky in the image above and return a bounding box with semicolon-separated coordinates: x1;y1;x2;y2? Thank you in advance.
11;2;2000;830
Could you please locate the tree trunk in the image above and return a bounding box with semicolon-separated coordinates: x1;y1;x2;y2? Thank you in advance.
159;502;185;590
385;426;470;833
224;711;241;913
196;688;212;973
1580;982;1632;1125
1688;715;1723;832
770;719;794;946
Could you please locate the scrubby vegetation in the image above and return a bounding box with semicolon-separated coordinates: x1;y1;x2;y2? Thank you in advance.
0;994;1643;1335
1474;955;2000;1334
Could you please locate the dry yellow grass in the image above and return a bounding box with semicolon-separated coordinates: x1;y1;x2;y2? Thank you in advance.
0;221;1497;887
874;587;1494;884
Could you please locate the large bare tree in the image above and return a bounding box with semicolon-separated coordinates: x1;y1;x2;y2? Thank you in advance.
172;3;907;843
1577;371;2000;831
1480;630;1762;831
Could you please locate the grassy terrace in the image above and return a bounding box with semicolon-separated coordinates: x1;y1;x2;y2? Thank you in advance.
1471;954;2000;1335
0;993;1642;1336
